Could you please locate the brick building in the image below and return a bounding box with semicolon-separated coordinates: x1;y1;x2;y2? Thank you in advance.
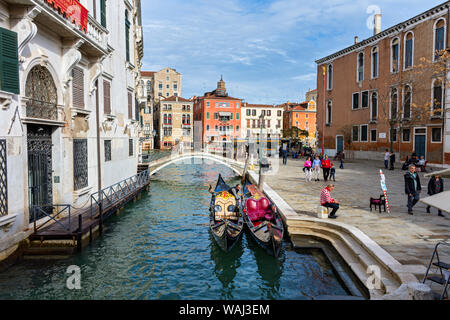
316;2;448;164
282;99;317;148
193;77;242;150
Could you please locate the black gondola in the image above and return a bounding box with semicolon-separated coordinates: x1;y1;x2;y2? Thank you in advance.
242;175;285;257
209;175;244;252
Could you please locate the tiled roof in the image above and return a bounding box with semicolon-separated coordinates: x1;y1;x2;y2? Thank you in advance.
244;103;282;108
161;95;192;102
141;71;156;77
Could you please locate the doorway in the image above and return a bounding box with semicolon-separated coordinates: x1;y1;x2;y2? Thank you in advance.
414;128;426;158
336;135;344;154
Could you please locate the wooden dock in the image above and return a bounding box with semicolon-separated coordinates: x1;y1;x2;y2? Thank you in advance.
25;167;150;256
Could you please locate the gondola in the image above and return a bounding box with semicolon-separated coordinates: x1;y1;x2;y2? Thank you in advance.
242;175;285;257
209;175;244;252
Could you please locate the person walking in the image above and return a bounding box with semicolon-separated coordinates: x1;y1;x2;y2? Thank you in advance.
321;155;331;181
312;155;321;181
320;184;340;219
303;156;312;182
404;164;422;215
339;151;345;169
282;142;288;166
384;149;390;169
330;163;336;182
427;174;444;217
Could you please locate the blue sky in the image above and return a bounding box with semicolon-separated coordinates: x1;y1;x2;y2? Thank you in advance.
141;0;445;104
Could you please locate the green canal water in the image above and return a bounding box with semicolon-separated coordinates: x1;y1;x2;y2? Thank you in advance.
0;162;350;300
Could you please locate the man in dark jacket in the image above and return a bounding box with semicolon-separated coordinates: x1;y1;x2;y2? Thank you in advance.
427;174;444;217
404;164;421;215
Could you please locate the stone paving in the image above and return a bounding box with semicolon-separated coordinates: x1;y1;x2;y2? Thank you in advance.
264;156;450;282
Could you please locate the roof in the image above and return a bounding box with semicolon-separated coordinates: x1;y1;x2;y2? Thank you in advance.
243;103;283;109
141;71;156;77
316;1;450;64
161;95;192;102
198;93;242;101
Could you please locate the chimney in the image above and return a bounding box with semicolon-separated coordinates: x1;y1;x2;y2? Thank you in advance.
374;13;382;35
354;36;359;44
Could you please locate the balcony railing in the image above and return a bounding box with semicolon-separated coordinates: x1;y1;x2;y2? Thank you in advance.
87;15;107;49
26;99;58;121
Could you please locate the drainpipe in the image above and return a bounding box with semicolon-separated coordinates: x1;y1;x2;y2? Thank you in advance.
95;79;102;192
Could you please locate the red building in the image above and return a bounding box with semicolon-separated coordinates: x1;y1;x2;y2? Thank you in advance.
193;77;243;149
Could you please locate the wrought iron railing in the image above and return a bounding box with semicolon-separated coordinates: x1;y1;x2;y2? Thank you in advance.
26;99;58;121
32;204;72;233
90;169;150;218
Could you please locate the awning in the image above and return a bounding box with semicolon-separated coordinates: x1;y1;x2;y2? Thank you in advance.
420;191;450;214
219;112;231;117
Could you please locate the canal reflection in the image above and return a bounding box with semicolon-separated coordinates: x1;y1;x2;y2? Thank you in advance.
0;161;350;300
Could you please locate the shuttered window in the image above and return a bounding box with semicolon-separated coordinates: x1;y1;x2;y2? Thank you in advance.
0;28;19;94
100;0;107;28
125;11;130;62
103;80;111;114
72;67;85;109
128;92;132;119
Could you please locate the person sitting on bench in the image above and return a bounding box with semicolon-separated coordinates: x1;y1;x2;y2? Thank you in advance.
320;184;340;219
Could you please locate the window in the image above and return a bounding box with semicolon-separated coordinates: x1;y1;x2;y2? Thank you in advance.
103;80;111;115
73;139;88;191
261;110;266;117
236;113;239;120
206;101;210;107
159;83;163;89
168;114;172;125
206;112;210;119
125;10;130;62
431;128;442;142
236;126;239;131
432;79;443;117
104;140;111;162
128;92;133;119
402;128;411;142
352;126;359;142
327;64;333;90
0;27;20;94
390;128;397;142
326;100;332;125
371;92;378;120
206;125;210;131
391;38;399;73
252;110;256;116
146;80;151;91
371;47;378;78
360;125;368;142
174;84;178;90
404;32;414;69
129;139;134;156
236;102;240;108
215;102;218;107
163;114;167;125
166;84;169;89
100;0;107;28
246;109;251;116
182;114;186;125
403;86;412;119
390;88;398;120
166;92;169;97
214;113;218;120
267;110;271;116
352;92;360;109
277;110;282;117
362;91;369;108
72;67;85;108
357;52;364;82
0;139;7;217
252;119;256;128
370;129;377;142
434;19;446;61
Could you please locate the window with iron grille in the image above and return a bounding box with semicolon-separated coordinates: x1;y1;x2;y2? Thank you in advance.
103;80;111;115
73;139;88;191
129;139;134;156
104;140;111;162
0;140;7;216
72;67;85;109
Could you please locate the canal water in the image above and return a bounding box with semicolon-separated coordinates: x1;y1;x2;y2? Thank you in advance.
0;162;350;300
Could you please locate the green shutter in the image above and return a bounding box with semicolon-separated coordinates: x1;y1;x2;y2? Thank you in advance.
0;28;19;94
125;18;130;62
100;0;107;28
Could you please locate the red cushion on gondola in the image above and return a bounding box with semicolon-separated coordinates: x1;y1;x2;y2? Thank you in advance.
246;197;274;222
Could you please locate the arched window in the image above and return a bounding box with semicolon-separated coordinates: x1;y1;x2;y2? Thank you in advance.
403;85;412;119
404;32;414;69
371;47;378;78
327;64;333;90
168;114;172;124
187;115;190;124
371;92;378;121
146;80;151;91
25;65;58;120
390;88;398;120
163;114;167;125
391;38;400;73
434;19;446;61
357;52;364;82
326;100;332;125
432;79;443;117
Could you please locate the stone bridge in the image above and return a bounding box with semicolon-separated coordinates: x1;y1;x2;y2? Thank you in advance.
147;152;247;176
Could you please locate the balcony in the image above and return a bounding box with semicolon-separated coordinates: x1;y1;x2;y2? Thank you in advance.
87;16;108;50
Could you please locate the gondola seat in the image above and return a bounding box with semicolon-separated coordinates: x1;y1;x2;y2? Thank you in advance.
245;198;273;222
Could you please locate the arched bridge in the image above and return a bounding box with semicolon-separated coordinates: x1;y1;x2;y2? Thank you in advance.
145;152;247;176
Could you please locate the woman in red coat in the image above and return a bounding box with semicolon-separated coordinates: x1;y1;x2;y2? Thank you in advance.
321;155;331;181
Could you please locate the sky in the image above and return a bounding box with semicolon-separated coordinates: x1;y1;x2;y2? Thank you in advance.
141;0;446;104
